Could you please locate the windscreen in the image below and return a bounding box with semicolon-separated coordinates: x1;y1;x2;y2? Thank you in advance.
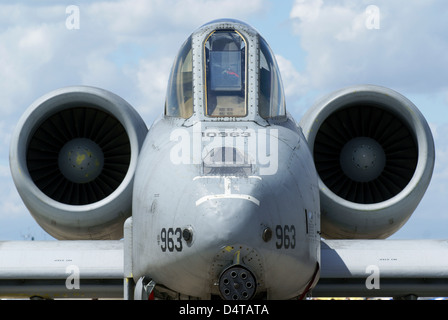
210;51;242;91
204;30;246;117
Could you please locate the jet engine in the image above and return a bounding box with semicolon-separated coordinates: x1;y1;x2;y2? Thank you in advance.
300;85;435;239
10;86;148;240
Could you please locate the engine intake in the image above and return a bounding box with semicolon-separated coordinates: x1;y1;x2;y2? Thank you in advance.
300;85;434;239
314;104;417;204
27;108;131;205
10;86;148;240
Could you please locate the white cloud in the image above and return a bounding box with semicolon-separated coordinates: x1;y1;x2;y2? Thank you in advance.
289;0;448;94
0;24;57;114
0;0;271;120
275;54;309;98
290;0;323;22
87;0;268;40
135;56;173;116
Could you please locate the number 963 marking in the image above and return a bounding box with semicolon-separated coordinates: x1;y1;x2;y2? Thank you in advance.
159;228;183;252
275;225;296;249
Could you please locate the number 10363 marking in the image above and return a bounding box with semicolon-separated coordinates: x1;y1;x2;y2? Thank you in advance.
275;225;296;249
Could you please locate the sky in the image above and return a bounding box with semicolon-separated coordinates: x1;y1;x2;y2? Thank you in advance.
0;0;447;240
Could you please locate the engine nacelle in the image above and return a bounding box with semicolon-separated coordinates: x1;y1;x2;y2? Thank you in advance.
300;85;435;239
10;86;148;240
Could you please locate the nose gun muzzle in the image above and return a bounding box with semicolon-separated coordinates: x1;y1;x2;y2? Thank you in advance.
218;265;257;300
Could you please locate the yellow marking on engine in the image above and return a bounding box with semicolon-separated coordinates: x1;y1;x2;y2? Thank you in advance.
76;153;86;165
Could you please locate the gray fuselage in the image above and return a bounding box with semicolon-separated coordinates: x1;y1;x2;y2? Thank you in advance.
132;114;321;299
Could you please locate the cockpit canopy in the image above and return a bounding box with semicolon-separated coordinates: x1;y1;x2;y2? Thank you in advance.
165;37;193;119
165;19;285;121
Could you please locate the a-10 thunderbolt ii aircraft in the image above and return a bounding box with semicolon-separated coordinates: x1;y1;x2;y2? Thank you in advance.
2;19;446;300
